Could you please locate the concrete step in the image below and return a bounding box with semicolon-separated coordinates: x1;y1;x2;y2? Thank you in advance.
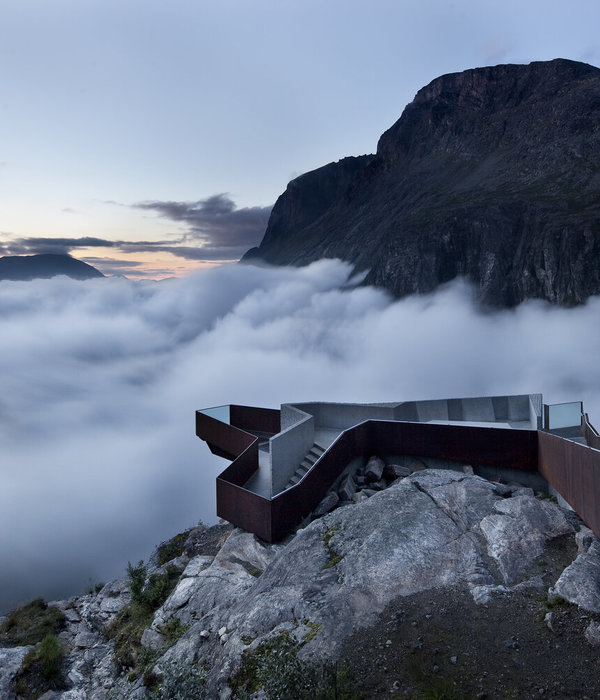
285;443;326;490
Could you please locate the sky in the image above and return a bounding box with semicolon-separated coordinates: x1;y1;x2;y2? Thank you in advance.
2;263;600;612
1;0;599;278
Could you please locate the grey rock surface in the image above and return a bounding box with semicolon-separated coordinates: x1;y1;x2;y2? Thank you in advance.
364;456;385;483
312;491;339;517
337;474;356;501
0;646;32;698
383;464;413;480
479;496;573;584
552;540;600;611
3;468;598;699
585;620;600;645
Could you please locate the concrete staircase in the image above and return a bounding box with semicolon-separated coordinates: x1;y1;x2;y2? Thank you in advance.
285;444;325;489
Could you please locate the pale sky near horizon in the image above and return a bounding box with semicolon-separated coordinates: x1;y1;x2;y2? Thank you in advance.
1;0;599;278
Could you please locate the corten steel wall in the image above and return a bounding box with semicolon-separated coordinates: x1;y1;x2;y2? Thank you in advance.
269;421;538;540
538;431;600;538
197;407;276;542
196;411;256;461
217;472;272;542
271;422;371;541
362;421;538;471
584;414;600;450
229;405;281;434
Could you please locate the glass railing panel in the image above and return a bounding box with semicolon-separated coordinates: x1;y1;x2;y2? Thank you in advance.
198;405;231;424
547;402;582;430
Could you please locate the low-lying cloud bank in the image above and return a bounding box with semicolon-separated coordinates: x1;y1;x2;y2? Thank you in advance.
1;259;599;612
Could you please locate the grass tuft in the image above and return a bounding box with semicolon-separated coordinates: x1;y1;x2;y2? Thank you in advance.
0;598;66;647
230;630;361;699
15;634;66;699
157;530;192;567
107;561;183;680
322;526;344;570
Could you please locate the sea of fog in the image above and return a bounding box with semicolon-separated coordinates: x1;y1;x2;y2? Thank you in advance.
1;258;599;613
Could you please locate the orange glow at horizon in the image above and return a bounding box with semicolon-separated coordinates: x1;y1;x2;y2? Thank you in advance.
73;246;237;280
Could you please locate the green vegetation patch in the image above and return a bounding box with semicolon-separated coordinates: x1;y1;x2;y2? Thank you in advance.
408;660;474;700
15;634;66;699
150;660;207;699
0;598;66;647
303;619;322;643
230;630;361;699
107;561;184;680
542;594;569;612
322;526;344;570
413;678;473;700
157;618;189;646
157;529;192;567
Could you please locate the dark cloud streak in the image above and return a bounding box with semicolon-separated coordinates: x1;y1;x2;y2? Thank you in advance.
6;237;117;256
134;194;272;258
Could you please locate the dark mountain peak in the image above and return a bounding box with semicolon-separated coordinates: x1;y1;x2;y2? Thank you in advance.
414;58;598;107
0;254;104;281
246;58;600;307
376;58;600;164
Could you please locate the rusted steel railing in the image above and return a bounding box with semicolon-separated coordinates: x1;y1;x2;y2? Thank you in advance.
538;431;600;538
584;414;600;450
196;406;279;542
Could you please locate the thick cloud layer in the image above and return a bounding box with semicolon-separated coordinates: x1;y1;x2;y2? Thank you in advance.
1;260;599;612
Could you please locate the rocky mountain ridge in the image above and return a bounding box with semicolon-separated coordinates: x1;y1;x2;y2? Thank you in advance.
3;457;600;698
0;254;104;282
244;59;600;307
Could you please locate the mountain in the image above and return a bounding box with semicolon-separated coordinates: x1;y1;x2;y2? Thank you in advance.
243;59;600;307
0;254;104;281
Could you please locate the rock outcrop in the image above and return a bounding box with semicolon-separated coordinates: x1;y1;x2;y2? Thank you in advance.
244;59;600;307
3;458;600;698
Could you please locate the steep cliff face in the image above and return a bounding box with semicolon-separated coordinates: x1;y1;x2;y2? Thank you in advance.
243;155;374;263
245;59;600;306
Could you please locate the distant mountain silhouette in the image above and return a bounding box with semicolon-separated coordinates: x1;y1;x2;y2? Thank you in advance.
244;59;600;307
0;254;104;281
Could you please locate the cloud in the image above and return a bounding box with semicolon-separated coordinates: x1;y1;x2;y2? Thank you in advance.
1;259;599;612
5;236;117;256
134;194;272;259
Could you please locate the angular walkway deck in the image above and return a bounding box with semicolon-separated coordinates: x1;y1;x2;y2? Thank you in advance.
196;398;600;543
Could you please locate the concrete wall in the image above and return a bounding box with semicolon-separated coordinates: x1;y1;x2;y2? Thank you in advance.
270;406;314;495
415;400;449;422
393;395;538;425
528;394;543;429
291;402;395;430
281;403;307;431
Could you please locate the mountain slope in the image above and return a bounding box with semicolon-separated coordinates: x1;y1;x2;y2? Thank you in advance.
4;464;600;698
0;254;104;281
244;59;600;306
